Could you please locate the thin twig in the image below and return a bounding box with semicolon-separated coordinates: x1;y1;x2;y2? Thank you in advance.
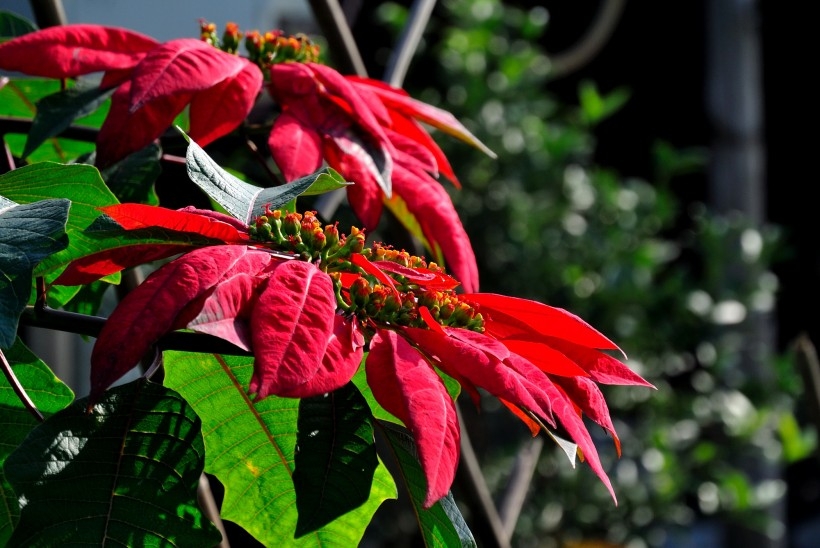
19;306;253;357
1;347;45;422
307;0;368;77
498;437;543;540
455;405;511;548
546;0;627;79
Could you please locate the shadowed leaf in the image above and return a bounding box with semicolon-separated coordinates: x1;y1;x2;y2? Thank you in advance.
0;197;69;347
0;338;74;546
4;379;220;547
293;384;378;536
23;84;114;158
380;422;476;547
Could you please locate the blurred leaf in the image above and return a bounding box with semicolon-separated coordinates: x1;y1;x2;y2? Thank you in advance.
293;384;378;536
4;379;220;546
23;84;114;158
380;422;476;547
0;10;37;39
779;411;816;463
0;338;74;546
163;351;397;545
0;197;69;347
579;80;630;125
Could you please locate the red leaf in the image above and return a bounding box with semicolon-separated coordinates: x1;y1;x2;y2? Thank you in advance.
372;261;460;290
505;352;617;503
328;129;393;200
500;338;590;378
539;336;654;388
367;329;460;508
100;203;249;242
385;112;460;187
90;245;275;401
248;260;337;399
188;59;264;147
96;80;191;167
277;315;364;398
402;327;552;426
0;24;158;78
391;163;479;292
128;38;247;112
418;306;446;335
267;111;323;181
184;272;266;351
345;76;496;159
308;63;394;152
463;293;622;353
552;375;622;456
53;244;192;286
324;135;385;230
350;253;399;298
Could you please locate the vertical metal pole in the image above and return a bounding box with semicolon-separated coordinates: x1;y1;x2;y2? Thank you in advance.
28;0;66;27
706;1;784;546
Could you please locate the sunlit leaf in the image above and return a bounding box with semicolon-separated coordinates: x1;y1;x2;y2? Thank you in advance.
183;132;350;223
163;351;397;546
4;379;220;546
379;422;476;547
0;338;74;546
293;384;378;536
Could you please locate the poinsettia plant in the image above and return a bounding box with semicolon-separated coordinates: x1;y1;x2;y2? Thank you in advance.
0;13;653;547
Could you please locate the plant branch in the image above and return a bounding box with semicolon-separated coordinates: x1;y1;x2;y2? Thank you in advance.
19;306;253;357
307;0;368;77
383;0;438;87
455;404;511;548
1;347;45;422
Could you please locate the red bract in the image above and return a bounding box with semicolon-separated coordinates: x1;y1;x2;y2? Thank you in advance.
367;330;460;508
0;24;158;78
54;204;251;285
266;62;493;292
0;24;263;168
90;245;280;400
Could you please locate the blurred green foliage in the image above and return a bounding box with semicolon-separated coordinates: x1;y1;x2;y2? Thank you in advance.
374;0;811;545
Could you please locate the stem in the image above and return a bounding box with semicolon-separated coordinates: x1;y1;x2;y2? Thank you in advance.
1;347;45;422
19;306;253;357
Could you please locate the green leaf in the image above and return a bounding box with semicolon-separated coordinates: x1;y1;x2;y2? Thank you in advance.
578;80;630;126
0;80;59;119
294;384;379;537
23;84;114;159
0;10;38;39
0;162;119;277
182;131;351;223
0;197;69;347
163;351;397;545
100;142;162;205
380;422;476;547
4;379;221;547
0;338;73;546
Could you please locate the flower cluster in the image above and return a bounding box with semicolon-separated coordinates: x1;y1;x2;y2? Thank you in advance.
66;203;653;508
